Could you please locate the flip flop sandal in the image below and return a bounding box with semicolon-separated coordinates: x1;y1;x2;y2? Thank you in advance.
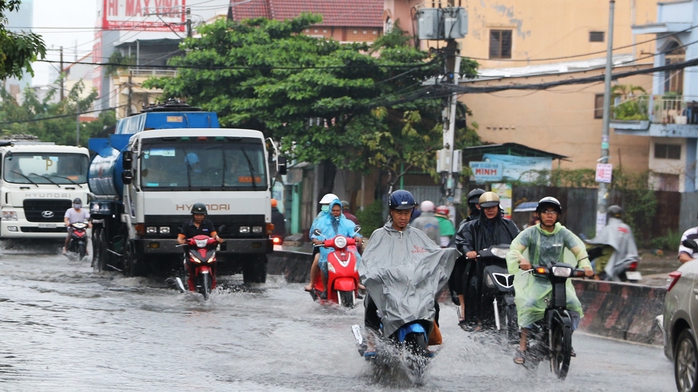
513;349;526;365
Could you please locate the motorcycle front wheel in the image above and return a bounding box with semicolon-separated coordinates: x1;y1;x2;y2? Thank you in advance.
199;273;212;300
550;321;572;379
78;242;86;260
338;290;355;308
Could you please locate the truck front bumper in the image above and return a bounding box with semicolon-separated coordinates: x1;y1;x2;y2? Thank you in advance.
1;220;69;239
135;238;273;255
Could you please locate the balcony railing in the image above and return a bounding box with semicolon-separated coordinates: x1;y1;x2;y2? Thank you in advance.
611;95;697;125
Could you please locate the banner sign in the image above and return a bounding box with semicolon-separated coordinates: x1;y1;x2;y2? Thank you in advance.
595;163;613;183
481;154;552;182
102;0;186;31
492;183;513;218
470;161;503;182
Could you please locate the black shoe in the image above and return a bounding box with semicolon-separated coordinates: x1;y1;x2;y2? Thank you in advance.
570;347;576;357
357;293;364;300
320;291;327;300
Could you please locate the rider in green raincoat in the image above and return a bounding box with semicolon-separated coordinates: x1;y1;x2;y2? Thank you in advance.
506;196;594;364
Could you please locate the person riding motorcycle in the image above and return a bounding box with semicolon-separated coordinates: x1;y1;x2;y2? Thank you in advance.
453;192;519;328
411;200;441;245
585;205;639;281
304;193;338;293
177;203;223;245
309;198;363;299
63;198;91;255
505;196;593;365
465;188;485;223
360;190;459;357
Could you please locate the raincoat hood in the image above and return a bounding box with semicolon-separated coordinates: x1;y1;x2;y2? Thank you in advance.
360;222;459;337
586;217;638;279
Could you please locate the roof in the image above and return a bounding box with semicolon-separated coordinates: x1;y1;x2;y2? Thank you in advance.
229;0;384;28
513;201;538;212
462;143;569;161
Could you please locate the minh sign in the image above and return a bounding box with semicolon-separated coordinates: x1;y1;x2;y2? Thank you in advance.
470;161;503;182
102;0;186;32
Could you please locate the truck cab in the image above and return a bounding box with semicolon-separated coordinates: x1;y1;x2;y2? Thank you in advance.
0;142;90;239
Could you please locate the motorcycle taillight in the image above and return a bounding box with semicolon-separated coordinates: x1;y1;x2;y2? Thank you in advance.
628;261;638;271
667;271;682;292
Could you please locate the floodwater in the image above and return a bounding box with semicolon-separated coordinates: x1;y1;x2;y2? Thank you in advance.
0;245;677;391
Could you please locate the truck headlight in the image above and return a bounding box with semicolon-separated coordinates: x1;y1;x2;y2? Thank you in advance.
159;227;170;234
239;226;250;233
252;226;263;233
2;211;18;221
146;226;157;234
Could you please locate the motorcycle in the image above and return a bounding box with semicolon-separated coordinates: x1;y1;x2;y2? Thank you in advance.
523;262;586;380
472;244;518;342
174;230;223;299
587;244;642;282
309;228;361;308
66;221;89;260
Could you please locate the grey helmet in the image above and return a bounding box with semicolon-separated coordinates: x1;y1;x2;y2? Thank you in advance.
467;188;486;206
607;205;622;218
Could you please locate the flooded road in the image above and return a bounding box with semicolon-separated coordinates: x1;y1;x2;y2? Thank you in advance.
0;249;676;391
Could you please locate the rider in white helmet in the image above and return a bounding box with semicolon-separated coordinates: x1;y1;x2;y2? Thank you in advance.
411;200;440;245
304;193;339;293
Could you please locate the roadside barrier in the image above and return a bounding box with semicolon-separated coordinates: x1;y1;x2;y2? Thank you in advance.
269;249;666;345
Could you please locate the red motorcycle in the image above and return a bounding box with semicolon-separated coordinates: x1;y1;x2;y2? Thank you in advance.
309;228;361;308
67;221;89;260
175;235;220;299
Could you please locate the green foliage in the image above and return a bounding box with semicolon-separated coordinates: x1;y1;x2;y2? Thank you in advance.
105;51;136;77
354;199;386;237
144;15;479;187
0;0;46;79
611;84;648;121
648;229;681;251
0;81;114;145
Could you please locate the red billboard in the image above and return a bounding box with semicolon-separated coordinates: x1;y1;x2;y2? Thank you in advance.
102;0;186;32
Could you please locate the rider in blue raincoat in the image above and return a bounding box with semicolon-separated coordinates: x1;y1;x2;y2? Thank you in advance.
310;198;362;298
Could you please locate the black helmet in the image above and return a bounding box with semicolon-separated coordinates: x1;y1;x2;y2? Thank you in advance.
389;190;417;210
191;203;207;214
536;196;562;215
73;198;82;204
467;188;485;205
607;205;622;218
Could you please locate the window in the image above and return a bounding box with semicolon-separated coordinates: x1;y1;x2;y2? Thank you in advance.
589;31;605;42
594;94;605;119
654;143;681;160
489;30;512;59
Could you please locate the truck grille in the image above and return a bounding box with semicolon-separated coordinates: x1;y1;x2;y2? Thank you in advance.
23;199;72;223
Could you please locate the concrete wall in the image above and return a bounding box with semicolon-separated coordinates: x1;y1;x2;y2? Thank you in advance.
269;249;667;345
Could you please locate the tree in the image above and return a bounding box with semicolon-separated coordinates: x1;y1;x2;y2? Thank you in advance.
0;81;115;145
0;0;46;79
145;15;480;196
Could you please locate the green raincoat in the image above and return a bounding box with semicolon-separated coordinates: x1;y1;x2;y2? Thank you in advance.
506;222;591;328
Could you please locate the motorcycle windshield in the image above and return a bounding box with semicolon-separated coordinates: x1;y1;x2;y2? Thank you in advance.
360;224;459;337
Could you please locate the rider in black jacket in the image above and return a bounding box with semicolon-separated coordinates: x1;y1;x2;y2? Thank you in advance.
454;191;519;329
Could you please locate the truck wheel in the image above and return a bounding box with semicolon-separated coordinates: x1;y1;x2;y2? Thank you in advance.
92;229;108;272
124;240;145;277
242;255;267;284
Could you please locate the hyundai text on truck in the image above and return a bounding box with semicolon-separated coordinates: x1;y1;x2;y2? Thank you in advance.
88;102;285;282
0;141;90;239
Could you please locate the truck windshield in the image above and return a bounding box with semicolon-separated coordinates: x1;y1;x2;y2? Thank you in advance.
3;153;89;185
140;139;268;191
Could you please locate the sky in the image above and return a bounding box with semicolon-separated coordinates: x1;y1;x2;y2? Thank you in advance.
28;0;99;86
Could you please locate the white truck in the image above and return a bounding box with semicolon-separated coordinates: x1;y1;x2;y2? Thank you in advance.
88;102;286;281
0;141;91;239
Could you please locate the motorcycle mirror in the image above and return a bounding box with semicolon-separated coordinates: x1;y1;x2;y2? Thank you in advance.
683;239;698;251
312;229;322;236
354;225;361;233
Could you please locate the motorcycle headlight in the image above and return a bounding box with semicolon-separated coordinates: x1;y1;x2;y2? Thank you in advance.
2;211;17;221
195;239;208;248
327;263;336;273
485;274;494;287
491;247;509;258
552;266;572;277
207;256;215;263
334;236;347;249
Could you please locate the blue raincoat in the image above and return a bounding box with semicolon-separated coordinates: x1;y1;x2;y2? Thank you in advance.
310;199;362;274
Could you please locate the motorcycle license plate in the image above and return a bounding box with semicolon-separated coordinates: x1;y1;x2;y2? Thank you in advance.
625;271;642;281
38;224;55;229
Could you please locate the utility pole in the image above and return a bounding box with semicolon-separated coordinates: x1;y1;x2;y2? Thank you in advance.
186;8;192;38
59;46;64;102
597;0;615;235
127;71;133;116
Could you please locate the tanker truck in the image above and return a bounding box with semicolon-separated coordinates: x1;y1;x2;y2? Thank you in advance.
88;101;285;282
0;141;90;239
